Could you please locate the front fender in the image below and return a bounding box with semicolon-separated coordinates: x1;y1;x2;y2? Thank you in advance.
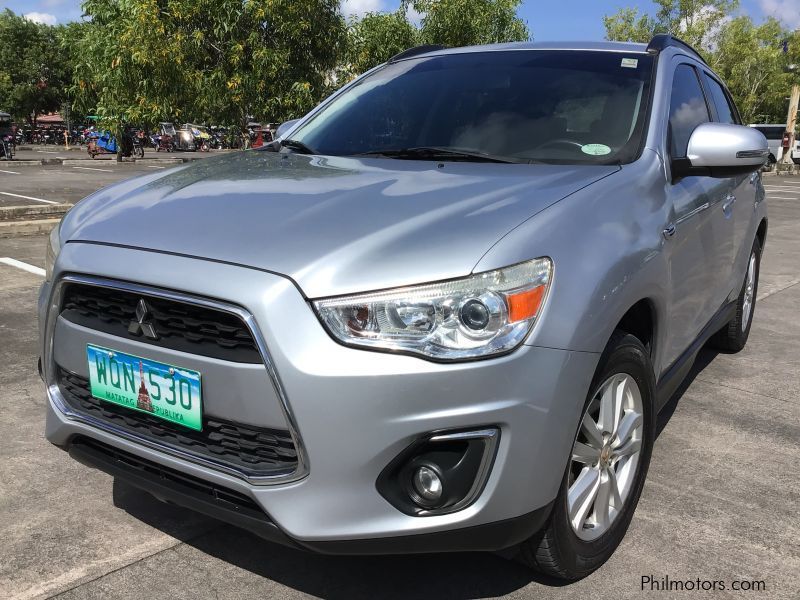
474;157;671;373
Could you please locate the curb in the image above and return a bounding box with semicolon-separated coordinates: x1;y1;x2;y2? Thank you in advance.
2;160;43;166
0;204;73;222
134;158;185;165
0;217;61;238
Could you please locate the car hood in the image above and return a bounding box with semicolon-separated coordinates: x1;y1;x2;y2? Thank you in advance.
62;151;618;298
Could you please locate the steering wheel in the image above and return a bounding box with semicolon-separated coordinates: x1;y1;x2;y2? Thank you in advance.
534;139;586;151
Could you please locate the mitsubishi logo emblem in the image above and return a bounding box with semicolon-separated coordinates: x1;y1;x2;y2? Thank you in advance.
128;298;159;340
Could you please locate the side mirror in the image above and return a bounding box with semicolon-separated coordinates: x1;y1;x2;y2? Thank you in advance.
276;119;300;139
673;122;768;179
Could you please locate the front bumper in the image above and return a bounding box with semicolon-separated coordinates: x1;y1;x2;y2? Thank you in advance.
42;242;599;550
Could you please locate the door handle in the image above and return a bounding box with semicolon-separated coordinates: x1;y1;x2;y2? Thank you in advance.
722;194;736;212
663;223;676;239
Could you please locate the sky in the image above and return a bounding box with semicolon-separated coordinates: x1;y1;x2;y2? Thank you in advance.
3;0;800;36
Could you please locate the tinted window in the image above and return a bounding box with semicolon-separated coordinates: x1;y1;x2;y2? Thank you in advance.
292;51;654;164
703;74;737;124
669;64;710;158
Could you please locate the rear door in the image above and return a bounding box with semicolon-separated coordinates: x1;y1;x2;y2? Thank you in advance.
662;62;729;369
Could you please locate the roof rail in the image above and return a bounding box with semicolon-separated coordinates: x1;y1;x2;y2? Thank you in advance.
646;34;707;65
388;45;446;63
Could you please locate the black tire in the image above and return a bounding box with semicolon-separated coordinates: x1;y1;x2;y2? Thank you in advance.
709;237;761;352
517;331;656;580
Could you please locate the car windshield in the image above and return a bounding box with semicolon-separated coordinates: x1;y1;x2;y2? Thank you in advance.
290;50;654;164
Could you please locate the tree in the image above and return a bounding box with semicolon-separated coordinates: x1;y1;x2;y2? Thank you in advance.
710;17;793;123
347;10;420;76
343;0;530;77
604;0;739;51
602;7;656;44
413;0;529;48
0;10;71;125
72;0;348;153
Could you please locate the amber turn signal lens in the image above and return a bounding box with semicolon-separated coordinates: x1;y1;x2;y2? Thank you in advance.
507;285;545;323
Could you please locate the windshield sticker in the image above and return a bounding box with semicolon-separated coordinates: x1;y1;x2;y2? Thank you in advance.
581;144;612;156
621;57;639;69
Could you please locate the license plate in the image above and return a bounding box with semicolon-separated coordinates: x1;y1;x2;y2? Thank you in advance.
86;344;203;431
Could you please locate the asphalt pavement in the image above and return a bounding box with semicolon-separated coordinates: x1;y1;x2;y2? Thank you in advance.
0;148;222;207
0;171;799;599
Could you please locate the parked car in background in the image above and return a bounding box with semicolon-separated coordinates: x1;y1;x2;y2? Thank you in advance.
749;123;800;166
41;36;768;581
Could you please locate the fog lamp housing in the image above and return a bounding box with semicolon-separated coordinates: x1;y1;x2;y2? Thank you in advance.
377;428;499;516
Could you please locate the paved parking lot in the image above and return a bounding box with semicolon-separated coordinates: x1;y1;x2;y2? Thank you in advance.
1;171;799;599
0;152;221;207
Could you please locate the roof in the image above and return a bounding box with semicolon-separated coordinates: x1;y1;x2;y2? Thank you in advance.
389;35;705;64
391;40;650;63
38;113;64;123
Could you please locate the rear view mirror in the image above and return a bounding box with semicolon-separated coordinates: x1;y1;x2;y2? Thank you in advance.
673;123;768;179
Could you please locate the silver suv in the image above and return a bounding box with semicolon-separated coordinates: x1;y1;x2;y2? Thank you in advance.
40;35;768;579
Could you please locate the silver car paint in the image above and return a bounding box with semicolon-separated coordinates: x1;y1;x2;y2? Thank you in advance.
42;42;767;542
59;152;618;299
42;243;599;539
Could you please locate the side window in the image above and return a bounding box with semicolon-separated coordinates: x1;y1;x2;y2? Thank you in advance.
703;74;738;124
668;64;710;158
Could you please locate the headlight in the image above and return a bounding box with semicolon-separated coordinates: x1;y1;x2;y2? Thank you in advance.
313;258;553;361
44;224;61;282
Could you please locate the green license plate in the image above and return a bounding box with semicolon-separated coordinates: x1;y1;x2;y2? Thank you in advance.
86;344;203;431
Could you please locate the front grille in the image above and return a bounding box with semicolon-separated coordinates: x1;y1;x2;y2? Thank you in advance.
60;283;261;363
58;366;298;475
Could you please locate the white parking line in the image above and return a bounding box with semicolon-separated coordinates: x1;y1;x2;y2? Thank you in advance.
0;169;20;175
146;165;166;169
0;257;45;277
766;196;798;200
72;166;114;173
0;191;58;205
763;186;800;191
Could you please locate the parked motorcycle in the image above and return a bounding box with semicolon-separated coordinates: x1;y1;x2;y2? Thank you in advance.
130;129;146;158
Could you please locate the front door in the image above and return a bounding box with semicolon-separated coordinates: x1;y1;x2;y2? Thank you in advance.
661;62;730;371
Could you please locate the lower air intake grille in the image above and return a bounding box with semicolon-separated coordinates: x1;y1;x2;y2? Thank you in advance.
58;366;298;475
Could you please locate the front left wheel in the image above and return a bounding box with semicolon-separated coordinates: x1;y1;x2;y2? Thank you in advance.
517;331;656;580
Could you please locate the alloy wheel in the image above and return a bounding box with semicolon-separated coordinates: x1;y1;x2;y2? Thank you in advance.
567;373;644;541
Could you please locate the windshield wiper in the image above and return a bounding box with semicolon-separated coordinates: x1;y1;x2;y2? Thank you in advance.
353;146;527;164
279;139;317;154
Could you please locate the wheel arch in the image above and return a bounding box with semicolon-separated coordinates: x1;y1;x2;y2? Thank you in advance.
613;298;657;358
756;217;768;251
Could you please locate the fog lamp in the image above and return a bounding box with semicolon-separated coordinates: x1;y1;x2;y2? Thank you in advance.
411;465;443;506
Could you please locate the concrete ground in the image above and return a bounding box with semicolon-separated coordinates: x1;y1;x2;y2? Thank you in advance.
0;151;223;208
0;174;799;599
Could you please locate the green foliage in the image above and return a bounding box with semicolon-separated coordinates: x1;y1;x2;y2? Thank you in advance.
347;10;420;76
0;9;72;124
412;0;529;48
602;7;656;44
343;0;529;77
604;1;799;123
604;0;739;51
72;0;347;132
709;17;793;123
